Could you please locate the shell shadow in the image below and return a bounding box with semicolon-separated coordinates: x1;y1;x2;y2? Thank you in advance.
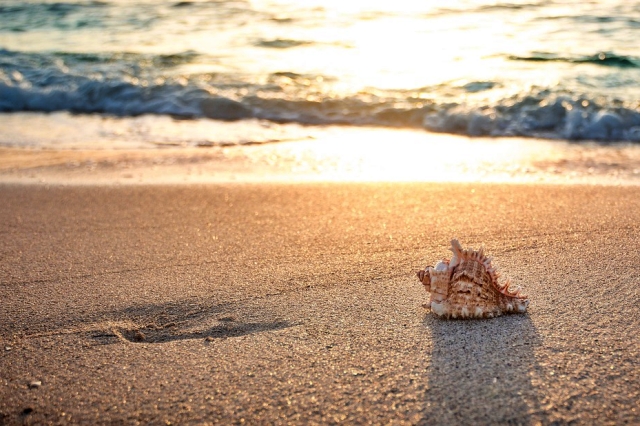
421;314;542;425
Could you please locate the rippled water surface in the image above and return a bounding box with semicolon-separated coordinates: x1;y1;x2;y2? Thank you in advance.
1;0;640;145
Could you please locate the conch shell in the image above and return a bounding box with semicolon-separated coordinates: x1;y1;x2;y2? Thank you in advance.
417;239;529;319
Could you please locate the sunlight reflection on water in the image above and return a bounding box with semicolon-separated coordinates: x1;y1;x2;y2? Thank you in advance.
1;0;640;181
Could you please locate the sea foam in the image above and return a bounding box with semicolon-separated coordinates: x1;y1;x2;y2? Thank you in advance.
2;54;640;143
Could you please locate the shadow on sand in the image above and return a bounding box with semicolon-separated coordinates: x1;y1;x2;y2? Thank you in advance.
112;320;294;344
421;314;542;425
88;299;296;345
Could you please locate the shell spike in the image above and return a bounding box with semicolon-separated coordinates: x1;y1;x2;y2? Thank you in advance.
450;239;463;255
450;239;463;267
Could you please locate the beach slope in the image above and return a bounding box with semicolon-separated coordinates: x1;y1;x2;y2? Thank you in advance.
1;183;638;424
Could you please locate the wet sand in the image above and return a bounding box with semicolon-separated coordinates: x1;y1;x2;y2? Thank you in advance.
1;182;638;424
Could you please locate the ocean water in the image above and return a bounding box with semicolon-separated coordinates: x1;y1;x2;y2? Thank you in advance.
1;0;640;151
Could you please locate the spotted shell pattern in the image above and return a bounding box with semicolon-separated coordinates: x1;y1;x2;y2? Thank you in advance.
417;240;529;319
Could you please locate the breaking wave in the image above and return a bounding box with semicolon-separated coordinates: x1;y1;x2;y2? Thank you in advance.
422;97;640;142
1;49;640;142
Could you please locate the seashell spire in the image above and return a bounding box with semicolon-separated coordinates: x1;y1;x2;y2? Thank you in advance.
417;239;529;319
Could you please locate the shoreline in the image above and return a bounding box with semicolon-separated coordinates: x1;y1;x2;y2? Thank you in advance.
2;135;640;186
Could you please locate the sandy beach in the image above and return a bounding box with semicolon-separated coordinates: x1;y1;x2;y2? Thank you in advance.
3;0;640;423
1;179;638;424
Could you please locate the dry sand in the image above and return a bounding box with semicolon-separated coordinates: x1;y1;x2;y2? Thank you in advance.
1;181;638;424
